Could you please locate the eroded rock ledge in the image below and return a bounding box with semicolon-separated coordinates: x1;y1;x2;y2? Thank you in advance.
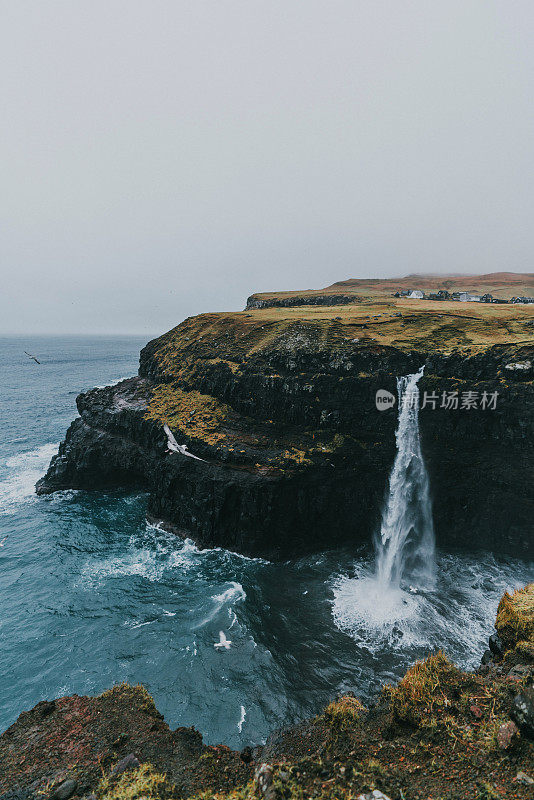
37;303;534;558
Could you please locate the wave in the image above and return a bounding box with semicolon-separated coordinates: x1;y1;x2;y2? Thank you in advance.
0;443;58;514
192;581;247;631
212;581;247;605
79;536;200;585
93;376;131;389
79;525;251;598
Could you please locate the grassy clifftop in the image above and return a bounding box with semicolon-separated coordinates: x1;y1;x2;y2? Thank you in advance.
143;275;534;380
248;271;534;304
148;301;534;370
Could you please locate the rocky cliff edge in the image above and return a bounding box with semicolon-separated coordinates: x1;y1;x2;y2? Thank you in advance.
37;289;534;558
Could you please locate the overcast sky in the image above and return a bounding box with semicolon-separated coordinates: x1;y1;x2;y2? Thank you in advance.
1;2;533;335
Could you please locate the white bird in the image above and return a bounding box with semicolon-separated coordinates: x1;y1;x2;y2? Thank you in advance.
0;536;8;547
163;423;206;462
214;631;232;650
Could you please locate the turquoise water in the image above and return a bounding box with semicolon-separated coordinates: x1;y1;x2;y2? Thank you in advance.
0;336;532;749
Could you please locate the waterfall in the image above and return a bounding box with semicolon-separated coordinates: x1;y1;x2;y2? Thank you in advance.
375;366;436;590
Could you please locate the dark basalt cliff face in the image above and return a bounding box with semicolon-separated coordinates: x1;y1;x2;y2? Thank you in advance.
37;307;534;559
245;293;359;309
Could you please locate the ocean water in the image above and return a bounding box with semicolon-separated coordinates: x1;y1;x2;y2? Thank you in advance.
0;335;532;750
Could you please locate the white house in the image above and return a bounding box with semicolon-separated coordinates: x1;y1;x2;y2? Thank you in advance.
407;290;424;299
458;292;481;302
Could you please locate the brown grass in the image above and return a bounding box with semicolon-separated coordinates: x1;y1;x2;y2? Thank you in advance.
97;763;170;799
323;695;366;732
495;583;534;651
98;682;157;714
384;651;460;726
150;299;534;365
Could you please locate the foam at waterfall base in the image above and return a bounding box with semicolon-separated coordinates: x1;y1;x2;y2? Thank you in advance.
331;552;532;658
332;565;424;649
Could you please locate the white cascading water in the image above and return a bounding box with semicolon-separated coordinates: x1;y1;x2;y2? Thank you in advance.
375;366;436;590
331;366;436;642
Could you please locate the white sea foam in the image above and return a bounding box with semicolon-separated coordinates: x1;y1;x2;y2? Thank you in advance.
144;522;269;566
79;526;191;584
182;541;269;565
0;443;59;514
238;705;246;732
212;582;247;605
82;548;168;584
93;376;131;389
79;523;250;595
193;582;247;630
228;609;238;628
43;488;79;504
331;554;530;665
331;565;424;648
126;619;156;629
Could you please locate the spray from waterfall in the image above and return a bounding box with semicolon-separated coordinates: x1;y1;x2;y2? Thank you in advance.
375;366;436;590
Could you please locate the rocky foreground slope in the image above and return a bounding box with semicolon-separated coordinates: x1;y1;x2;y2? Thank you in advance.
37;276;534;558
1;584;533;800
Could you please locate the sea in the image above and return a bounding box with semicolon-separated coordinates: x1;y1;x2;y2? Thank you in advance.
0;335;532;749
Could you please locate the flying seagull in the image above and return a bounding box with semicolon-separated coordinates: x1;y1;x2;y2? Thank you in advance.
214;631;232;650
24;351;40;364
163;423;206;462
0;536;8;547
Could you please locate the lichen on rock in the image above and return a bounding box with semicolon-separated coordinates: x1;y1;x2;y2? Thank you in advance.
145;384;230;446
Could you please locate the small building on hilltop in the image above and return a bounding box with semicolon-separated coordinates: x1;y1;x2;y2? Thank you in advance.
458;292;481;302
429;289;451;301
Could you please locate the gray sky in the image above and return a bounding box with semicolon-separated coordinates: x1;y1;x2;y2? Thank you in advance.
1;1;533;335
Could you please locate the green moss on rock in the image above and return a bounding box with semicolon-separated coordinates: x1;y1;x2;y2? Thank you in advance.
384;651;460;726
97;763;171;799
323;694;366;732
495;583;534;652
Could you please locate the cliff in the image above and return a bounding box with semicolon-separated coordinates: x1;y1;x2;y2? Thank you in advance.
37;278;534;559
245;293;359;310
1;585;533;799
